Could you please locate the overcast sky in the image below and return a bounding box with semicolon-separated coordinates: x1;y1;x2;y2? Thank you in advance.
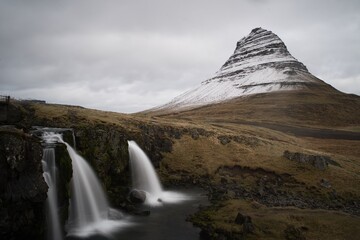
1;0;359;113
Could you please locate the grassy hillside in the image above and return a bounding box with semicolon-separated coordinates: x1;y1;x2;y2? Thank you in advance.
147;87;360;128
5;99;360;239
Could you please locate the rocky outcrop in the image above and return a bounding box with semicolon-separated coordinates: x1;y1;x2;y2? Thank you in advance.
283;150;339;170
0;128;47;240
320;178;331;189
218;136;231;145
214;164;360;215
217;134;263;147
235;213;254;234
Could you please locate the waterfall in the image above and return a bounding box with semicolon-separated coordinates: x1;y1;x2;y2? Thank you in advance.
71;130;76;150
41;131;127;238
42;147;63;240
128;141;163;199
128;140;190;205
63;140;110;228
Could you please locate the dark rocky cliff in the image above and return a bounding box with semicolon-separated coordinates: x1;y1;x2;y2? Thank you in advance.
0;128;47;239
0;122;73;239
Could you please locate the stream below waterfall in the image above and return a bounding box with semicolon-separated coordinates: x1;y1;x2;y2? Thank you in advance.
67;187;209;240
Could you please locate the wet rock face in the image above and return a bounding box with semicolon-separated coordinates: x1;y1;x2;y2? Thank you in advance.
70;123;178;207
129;189;147;204
0;129;47;239
73;124;131;207
138;124;173;167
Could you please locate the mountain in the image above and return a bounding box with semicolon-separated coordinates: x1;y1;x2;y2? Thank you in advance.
149;28;335;111
146;28;360;127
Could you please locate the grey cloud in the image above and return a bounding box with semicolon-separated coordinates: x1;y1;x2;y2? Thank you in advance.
1;0;359;112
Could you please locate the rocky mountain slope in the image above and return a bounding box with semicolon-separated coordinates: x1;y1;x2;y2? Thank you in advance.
151;27;330;112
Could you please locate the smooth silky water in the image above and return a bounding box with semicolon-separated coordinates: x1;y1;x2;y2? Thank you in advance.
66;139;208;240
40;131;208;239
42;131;129;239
128;140;191;206
114;187;208;240
67;187;208;240
42;147;63;240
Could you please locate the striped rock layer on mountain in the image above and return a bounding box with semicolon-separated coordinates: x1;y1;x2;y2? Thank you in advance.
153;27;327;111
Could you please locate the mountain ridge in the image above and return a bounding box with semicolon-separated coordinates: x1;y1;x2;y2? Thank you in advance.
150;27;328;112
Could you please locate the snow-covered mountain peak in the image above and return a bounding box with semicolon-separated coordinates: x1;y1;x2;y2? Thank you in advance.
210;27;308;83
150;28;321;112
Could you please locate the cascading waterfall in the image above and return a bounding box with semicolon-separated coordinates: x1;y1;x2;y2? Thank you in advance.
63;140;110;228
42;147;63;240
128;141;163;199
58;135;126;236
41;131;126;237
128;140;190;205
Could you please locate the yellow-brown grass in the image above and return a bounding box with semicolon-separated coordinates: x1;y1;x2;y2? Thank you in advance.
192;199;360;240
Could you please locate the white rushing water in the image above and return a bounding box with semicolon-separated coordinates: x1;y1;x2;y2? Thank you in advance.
63;141;110;227
42;132;127;238
128;140;190;206
42;147;63;240
60;137;127;237
128;141;163;198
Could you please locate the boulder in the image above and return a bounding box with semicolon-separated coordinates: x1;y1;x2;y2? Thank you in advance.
218;136;231;145
320;178;331;188
129;189;147;204
235;212;254;234
190;129;199;140
283;150;334;170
